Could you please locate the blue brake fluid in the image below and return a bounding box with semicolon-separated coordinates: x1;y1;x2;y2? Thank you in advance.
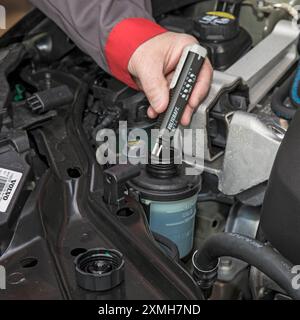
142;195;198;258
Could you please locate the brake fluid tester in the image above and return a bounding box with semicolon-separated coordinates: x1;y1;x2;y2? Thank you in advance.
152;44;207;158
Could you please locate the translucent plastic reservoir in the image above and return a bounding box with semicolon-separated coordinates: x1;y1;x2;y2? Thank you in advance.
142;195;198;258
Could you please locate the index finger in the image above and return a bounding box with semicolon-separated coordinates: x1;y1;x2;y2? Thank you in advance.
188;58;213;110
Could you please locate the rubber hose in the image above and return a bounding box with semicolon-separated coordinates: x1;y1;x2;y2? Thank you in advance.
153;232;180;262
193;233;300;300
271;72;296;120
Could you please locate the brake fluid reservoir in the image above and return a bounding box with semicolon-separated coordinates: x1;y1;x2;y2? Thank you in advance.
142;195;198;258
130;161;201;258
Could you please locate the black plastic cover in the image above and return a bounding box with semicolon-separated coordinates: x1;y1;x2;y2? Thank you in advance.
130;164;201;201
261;110;300;264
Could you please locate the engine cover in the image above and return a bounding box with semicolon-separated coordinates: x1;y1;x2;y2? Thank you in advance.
261;110;300;264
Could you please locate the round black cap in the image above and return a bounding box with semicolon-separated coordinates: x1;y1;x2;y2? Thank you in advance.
195;11;239;41
74;249;125;292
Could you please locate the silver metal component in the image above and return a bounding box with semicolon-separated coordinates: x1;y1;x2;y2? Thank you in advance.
187;19;295;192
188;71;242;162
188;111;284;195
188;20;298;172
151;142;163;159
249;266;285;299
227;20;299;110
218;111;284;195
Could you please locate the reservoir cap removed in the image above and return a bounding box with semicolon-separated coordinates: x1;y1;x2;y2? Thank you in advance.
74;248;125;292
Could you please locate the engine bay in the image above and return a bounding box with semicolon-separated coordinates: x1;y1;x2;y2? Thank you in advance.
0;0;300;300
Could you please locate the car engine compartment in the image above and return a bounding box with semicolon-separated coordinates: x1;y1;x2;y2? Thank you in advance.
0;0;300;300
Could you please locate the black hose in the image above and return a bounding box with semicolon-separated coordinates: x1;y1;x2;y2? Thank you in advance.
271;72;296;120
153;232;180;262
193;232;300;300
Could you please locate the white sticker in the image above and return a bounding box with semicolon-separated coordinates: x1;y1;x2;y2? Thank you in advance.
0;168;22;213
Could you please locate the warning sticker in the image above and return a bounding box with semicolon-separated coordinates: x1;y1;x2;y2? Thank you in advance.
0;168;22;213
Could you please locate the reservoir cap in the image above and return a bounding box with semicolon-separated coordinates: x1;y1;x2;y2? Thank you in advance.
74;248;125;292
195;11;239;41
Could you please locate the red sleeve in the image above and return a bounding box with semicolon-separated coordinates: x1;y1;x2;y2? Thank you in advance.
105;18;167;89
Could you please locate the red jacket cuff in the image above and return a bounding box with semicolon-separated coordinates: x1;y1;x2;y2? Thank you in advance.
105;18;167;89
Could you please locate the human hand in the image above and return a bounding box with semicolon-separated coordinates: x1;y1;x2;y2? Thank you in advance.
128;32;213;126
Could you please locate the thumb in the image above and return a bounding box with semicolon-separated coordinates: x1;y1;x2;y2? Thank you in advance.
138;66;169;114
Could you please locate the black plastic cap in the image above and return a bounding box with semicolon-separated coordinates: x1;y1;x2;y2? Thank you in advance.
195;12;239;42
74;248;125;292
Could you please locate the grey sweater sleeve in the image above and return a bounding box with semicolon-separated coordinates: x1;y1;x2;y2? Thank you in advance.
29;0;154;73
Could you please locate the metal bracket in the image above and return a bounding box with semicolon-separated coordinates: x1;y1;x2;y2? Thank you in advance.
186;19;298;195
227;20;299;110
103;165;140;208
189;71;242;162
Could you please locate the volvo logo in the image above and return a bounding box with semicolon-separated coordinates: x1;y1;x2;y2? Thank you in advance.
3;180;17;201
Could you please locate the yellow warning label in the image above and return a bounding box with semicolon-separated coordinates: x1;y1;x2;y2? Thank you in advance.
206;11;236;20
